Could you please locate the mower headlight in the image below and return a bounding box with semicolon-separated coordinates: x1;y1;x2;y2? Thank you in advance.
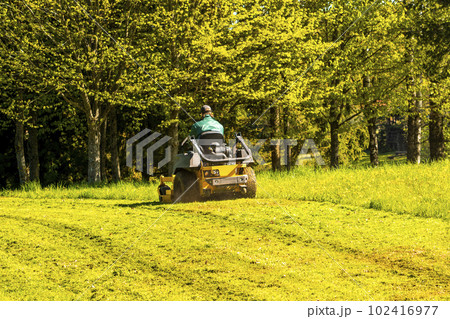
212;169;220;177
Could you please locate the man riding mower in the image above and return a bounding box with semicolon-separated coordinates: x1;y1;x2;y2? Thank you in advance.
157;105;257;203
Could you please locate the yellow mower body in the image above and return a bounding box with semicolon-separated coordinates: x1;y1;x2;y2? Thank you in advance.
158;163;253;203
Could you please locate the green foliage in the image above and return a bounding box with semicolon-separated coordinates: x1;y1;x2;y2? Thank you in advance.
0;0;448;182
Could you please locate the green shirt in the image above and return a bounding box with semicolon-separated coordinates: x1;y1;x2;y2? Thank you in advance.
190;115;224;138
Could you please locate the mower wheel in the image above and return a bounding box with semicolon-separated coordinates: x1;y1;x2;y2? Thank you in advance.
173;170;200;202
242;167;257;198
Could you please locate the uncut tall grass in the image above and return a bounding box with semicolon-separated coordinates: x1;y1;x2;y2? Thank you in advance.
258;160;449;219
1;181;160;201
2;160;448;220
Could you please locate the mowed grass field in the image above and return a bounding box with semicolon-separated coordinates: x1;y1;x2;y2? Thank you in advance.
0;161;448;300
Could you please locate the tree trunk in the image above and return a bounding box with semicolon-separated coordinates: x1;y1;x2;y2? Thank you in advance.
87;119;102;183
284;107;292;170
110;106;121;181
168;107;180;174
330;120;340;168
368;117;379;167
406;53;421;164
407;114;421;163
329;101;340;168
28;110;40;182
15;120;29;185
270;105;281;171
407;87;422;164
363;75;379;167
429;97;445;161
101;118;108;181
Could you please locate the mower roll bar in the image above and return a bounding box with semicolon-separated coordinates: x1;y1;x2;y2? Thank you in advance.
189;133;253;163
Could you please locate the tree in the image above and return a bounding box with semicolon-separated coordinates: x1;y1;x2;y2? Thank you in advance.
401;0;449;163
417;0;449;161
300;1;378;167
230;0;319;170
0;1;49;184
14;0;144;183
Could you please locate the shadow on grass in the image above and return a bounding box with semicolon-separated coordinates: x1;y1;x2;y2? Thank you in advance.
116;194;247;208
116;201;163;208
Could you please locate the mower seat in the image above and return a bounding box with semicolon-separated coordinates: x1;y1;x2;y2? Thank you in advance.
197;131;231;159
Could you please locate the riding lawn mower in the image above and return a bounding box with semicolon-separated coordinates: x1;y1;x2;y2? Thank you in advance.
157;132;256;203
